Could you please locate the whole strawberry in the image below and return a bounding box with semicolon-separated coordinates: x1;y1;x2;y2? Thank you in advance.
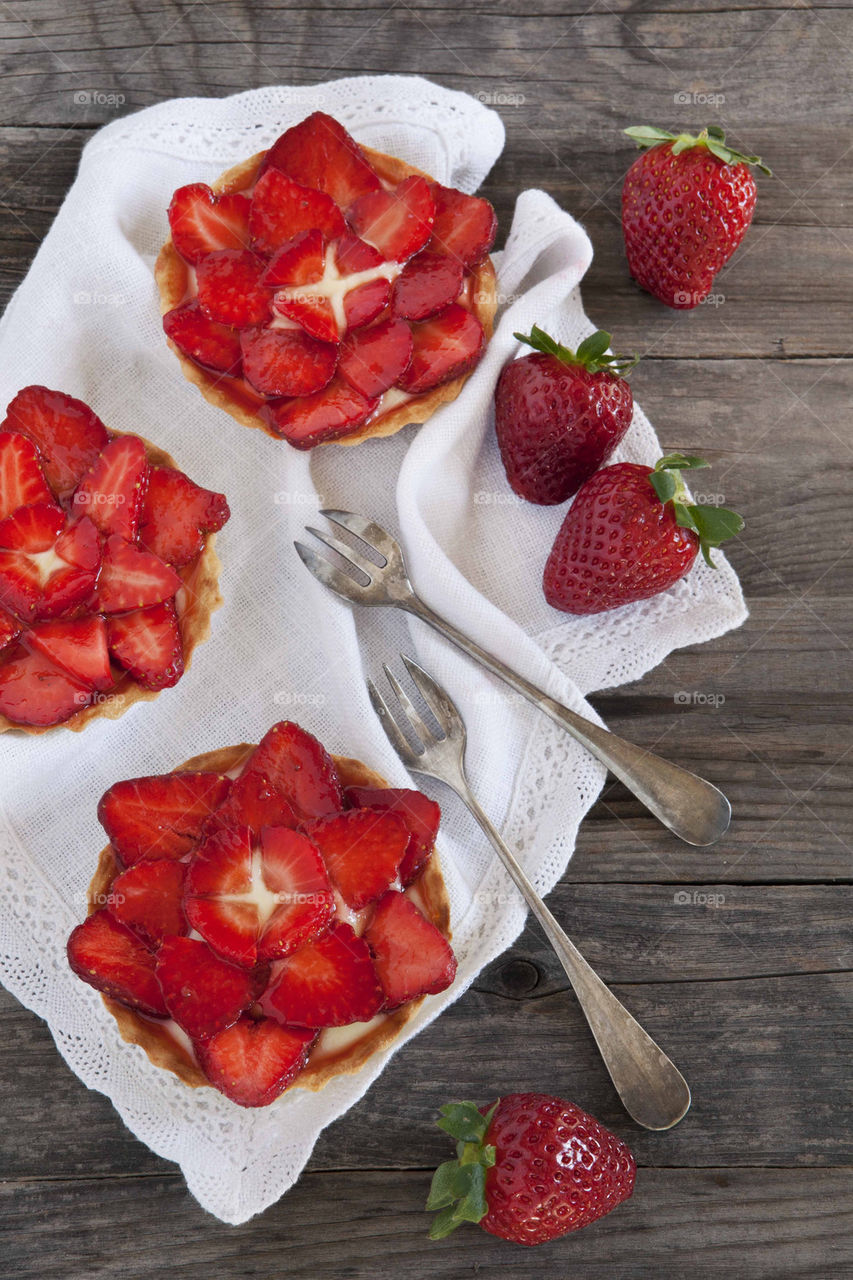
622;125;770;308
495;327;636;505
427;1094;636;1245
543;453;743;615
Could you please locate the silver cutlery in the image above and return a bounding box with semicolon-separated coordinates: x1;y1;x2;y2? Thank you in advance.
295;510;731;847
368;654;691;1131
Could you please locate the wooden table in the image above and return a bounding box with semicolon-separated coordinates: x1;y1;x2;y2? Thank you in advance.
1;4;851;1276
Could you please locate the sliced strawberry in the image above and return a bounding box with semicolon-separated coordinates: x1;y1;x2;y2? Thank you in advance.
260;228;326;288
0;608;20;651
272;296;339;345
338;316;413;399
196;250;271;328
396;304;485;393
364;890;456;1008
263;112;381;209
27;615;112;691
240;325;338;398
196;1015;316;1107
98;771;232;867
261;378;378;450
39;516;102;620
345;786;440;886
0;431;55;520
0;644;91;726
67;909;168;1017
163;301;243;377
168;182;251;265
94;535;181;614
427;184;498;267
391;250;464;321
335;232;385;275
204;768;297;838
107;601;184;691
185;825;335;967
138;466;229;569
156;935;255;1040
3;386;109;498
349;175;434;262
342;277;390;331
304;809;408;910
107;859;188;949
245;721;344;821
0;503;65;618
261;922;384;1028
72;435;148;540
250;170;345;257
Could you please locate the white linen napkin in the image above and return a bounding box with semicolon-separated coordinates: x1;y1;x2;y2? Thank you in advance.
0;75;746;1223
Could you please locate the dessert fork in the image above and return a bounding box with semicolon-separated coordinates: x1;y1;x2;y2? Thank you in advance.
296;510;731;847
368;654;691;1131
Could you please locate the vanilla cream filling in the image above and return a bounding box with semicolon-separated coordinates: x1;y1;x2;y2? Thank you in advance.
25;547;69;586
273;241;402;335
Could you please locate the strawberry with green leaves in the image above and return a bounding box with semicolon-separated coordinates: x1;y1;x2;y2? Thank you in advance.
427;1093;636;1245
495;326;637;505
543;453;743;615
622;125;770;308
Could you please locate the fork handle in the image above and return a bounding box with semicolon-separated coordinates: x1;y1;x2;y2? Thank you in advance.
457;784;691;1130
408;599;730;847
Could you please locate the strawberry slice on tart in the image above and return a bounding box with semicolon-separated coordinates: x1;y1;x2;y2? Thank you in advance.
70;724;456;1106
0;387;231;733
156;111;497;449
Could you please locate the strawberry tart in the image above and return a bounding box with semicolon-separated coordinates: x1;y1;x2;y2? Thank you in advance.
156;111;498;450
68;720;457;1108
0;386;229;731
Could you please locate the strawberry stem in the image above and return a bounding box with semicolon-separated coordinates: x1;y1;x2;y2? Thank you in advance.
427;1101;499;1239
648;454;744;567
624;125;772;176
514;325;638;376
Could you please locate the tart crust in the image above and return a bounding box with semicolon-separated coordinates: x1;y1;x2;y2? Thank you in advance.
0;431;224;737
155;145;498;446
88;744;452;1095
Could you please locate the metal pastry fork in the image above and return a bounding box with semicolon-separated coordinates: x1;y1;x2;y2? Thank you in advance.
296;510;731;847
369;655;691;1131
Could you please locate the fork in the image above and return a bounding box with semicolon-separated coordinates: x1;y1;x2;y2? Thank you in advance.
295;510;731;847
368;655;691;1131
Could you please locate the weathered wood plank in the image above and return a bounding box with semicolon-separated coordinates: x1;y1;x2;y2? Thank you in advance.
1;972;849;1177
2;1168;851;1279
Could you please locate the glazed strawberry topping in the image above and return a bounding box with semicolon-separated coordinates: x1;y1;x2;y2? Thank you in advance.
345;785;441;886
0;431;54;519
70;720;456;1105
0;388;230;727
304;808;409;910
107;601;185;690
156;936;256;1040
3;386;108;497
261;922;385;1028
98;772;232;866
67;910;169;1018
196;1016;316;1108
364;890;457;1008
163;301;243;376
168;183;251;265
163;112;498;446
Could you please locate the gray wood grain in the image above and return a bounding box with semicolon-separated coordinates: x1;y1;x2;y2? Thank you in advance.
0;0;850;1274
